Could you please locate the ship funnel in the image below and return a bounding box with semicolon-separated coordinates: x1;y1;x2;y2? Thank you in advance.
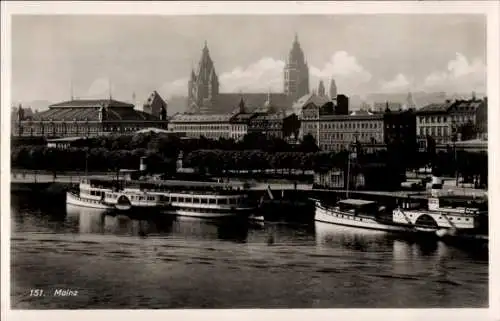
140;156;147;171
430;175;443;197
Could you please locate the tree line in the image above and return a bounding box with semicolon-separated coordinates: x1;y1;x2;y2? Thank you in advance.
11;131;487;187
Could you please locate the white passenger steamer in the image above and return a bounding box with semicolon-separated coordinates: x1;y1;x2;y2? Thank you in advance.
66;178;255;218
314;198;412;233
393;181;488;240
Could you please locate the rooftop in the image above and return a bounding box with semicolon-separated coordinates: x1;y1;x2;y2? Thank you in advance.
170;113;233;123
30;105;160;122
338;199;376;206
292;93;331;112
50;99;134;109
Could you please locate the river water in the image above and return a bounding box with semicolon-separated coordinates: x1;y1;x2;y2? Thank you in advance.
10;194;488;309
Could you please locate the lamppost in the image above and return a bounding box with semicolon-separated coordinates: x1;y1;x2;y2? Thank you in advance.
84;148;89;179
452;123;459;187
346;134;359;198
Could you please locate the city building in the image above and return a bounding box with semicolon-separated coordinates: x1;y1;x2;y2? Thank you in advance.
301;107;416;153
416;96;487;145
248;112;300;140
170;94;301;141
314;163;405;191
229;97;254;141
168;113;232;140
142;91;168;117
12;98;168;138
187;35;318;114
373;101;403;112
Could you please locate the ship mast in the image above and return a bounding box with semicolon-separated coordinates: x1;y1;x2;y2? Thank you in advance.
346;149;350;199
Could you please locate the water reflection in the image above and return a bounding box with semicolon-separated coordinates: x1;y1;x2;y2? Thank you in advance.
314;221;391;252
11;194;489;308
64;205;251;243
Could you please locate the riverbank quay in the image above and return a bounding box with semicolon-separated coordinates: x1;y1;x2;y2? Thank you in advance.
11;171;487;198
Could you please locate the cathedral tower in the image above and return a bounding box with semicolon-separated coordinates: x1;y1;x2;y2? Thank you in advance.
188;41;220;112
318;80;326;97
284;33;310;101
329;78;337;100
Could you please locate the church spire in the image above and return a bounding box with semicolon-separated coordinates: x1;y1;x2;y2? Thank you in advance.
284;32;309;100
318;80;325;97
329;78;337;100
238;93;245;114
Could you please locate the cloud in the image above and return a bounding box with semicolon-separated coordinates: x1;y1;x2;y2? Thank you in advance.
310;51;372;81
159;77;189;98
159;51;373;98
380;73;411;92
310;51;372;93
219;57;285;92
421;53;486;93
84;77;112;98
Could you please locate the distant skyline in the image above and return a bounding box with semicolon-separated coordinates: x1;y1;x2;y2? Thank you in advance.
12;14;486;106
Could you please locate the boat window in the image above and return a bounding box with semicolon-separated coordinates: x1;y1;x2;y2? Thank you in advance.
449;217;453;220
171;197;177;202
457;218;460;221
179;197;184;203
218;199;228;205
209;198;216;204
466;218;469;221
201;198;208;204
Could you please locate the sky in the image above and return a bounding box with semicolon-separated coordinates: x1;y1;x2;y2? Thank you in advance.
11;14;486;106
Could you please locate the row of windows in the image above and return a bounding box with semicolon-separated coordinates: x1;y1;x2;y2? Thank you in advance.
171;124;230;131
397;212;470;222
419;115;475;124
19;124;148;136
419;126;449;137
305;122;382;130
81;189;105;197
318;132;382;141
231;125;246;132
319;143;348;151
170;196;241;205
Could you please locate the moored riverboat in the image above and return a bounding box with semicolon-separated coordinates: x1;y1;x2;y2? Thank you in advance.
392;191;488;241
66;178;256;219
314;198;416;233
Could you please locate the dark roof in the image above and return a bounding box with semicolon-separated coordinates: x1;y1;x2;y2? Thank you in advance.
144;91;167;107
211;93;294;114
416;102;451;114
49;99;135;108
319;113;384;121
292;93;330;111
170;113;232;123
450;99;485;113
230;112;258;123
251;113;287;121
30;106;160;121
